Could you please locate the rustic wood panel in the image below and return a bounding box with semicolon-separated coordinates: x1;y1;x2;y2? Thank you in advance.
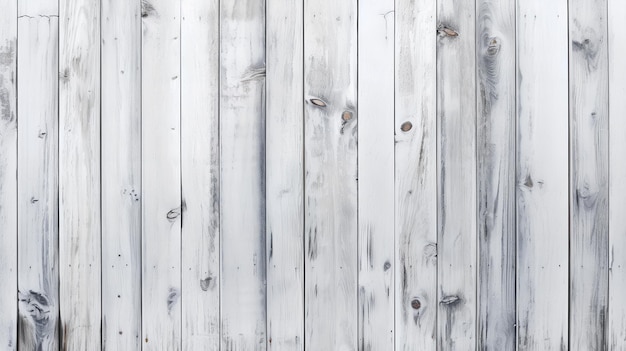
358;0;394;349
569;0;609;349
303;0;358;349
101;0;141;349
141;0;182;349
609;0;626;348
436;0;477;348
180;0;220;350
219;1;267;350
59;0;101;348
516;1;570;350
476;0;516;349
394;0;437;349
17;1;59;348
266;0;304;349
0;0;17;349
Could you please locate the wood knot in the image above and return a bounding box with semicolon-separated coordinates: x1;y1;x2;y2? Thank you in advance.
440;295;461;306
342;111;353;121
400;121;412;132
309;98;327;107
487;37;500;55
166;207;181;222
437;24;458;37
411;299;421;310
383;261;391;271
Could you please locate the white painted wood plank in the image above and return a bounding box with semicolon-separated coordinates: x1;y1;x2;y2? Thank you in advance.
436;0;477;349
303;0;358;349
141;0;182;349
358;0;394;349
516;1;569;349
181;0;220;349
608;0;626;347
59;0;101;349
101;0;141;349
219;1;267;349
569;1;609;349
476;0;516;349
17;2;59;348
266;0;304;349
0;0;17;349
394;0;437;349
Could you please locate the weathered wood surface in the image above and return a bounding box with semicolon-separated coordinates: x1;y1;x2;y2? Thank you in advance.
569;1;609;349
609;0;626;348
101;0;141;349
181;0;220;350
358;0;394;350
59;0;101;348
1;2;626;350
17;1;59;348
266;0;304;349
517;1;570;350
476;0;516;349
0;0;17;349
141;0;182;349
219;1;267;350
437;0;477;349
394;0;437;349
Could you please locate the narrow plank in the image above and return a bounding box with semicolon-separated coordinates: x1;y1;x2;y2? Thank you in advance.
59;0;101;348
219;0;267;349
394;0;437;348
569;0;609;349
141;0;182;349
358;0;394;349
303;0;358;348
180;0;220;349
608;0;626;347
0;0;17;349
266;0;304;349
436;0;477;348
101;0;141;349
476;0;516;349
516;1;569;349
17;1;59;348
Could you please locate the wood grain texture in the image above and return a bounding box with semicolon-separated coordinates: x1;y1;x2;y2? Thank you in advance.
219;1;267;349
304;0;358;349
17;1;59;348
516;1;569;349
181;0;220;349
476;0;516;349
101;0;141;349
569;1;609;349
394;0;437;349
436;0;477;349
141;0;182;349
358;0;394;349
608;0;626;347
0;0;17;349
59;0;101;348
266;0;304;349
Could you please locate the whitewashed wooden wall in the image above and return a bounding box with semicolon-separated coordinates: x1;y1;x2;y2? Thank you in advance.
0;0;623;350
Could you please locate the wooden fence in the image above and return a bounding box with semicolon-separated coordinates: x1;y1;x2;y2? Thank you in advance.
0;0;623;349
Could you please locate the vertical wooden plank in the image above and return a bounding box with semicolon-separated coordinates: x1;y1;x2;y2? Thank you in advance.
17;1;59;349
303;0;358;348
0;0;17;349
569;0;609;349
141;0;182;349
219;1;266;349
516;1;569;349
59;0;101;348
476;0;516;349
180;0;220;349
358;0;394;349
266;0;304;349
394;0;437;348
101;0;141;349
608;0;626;347
436;0;477;349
